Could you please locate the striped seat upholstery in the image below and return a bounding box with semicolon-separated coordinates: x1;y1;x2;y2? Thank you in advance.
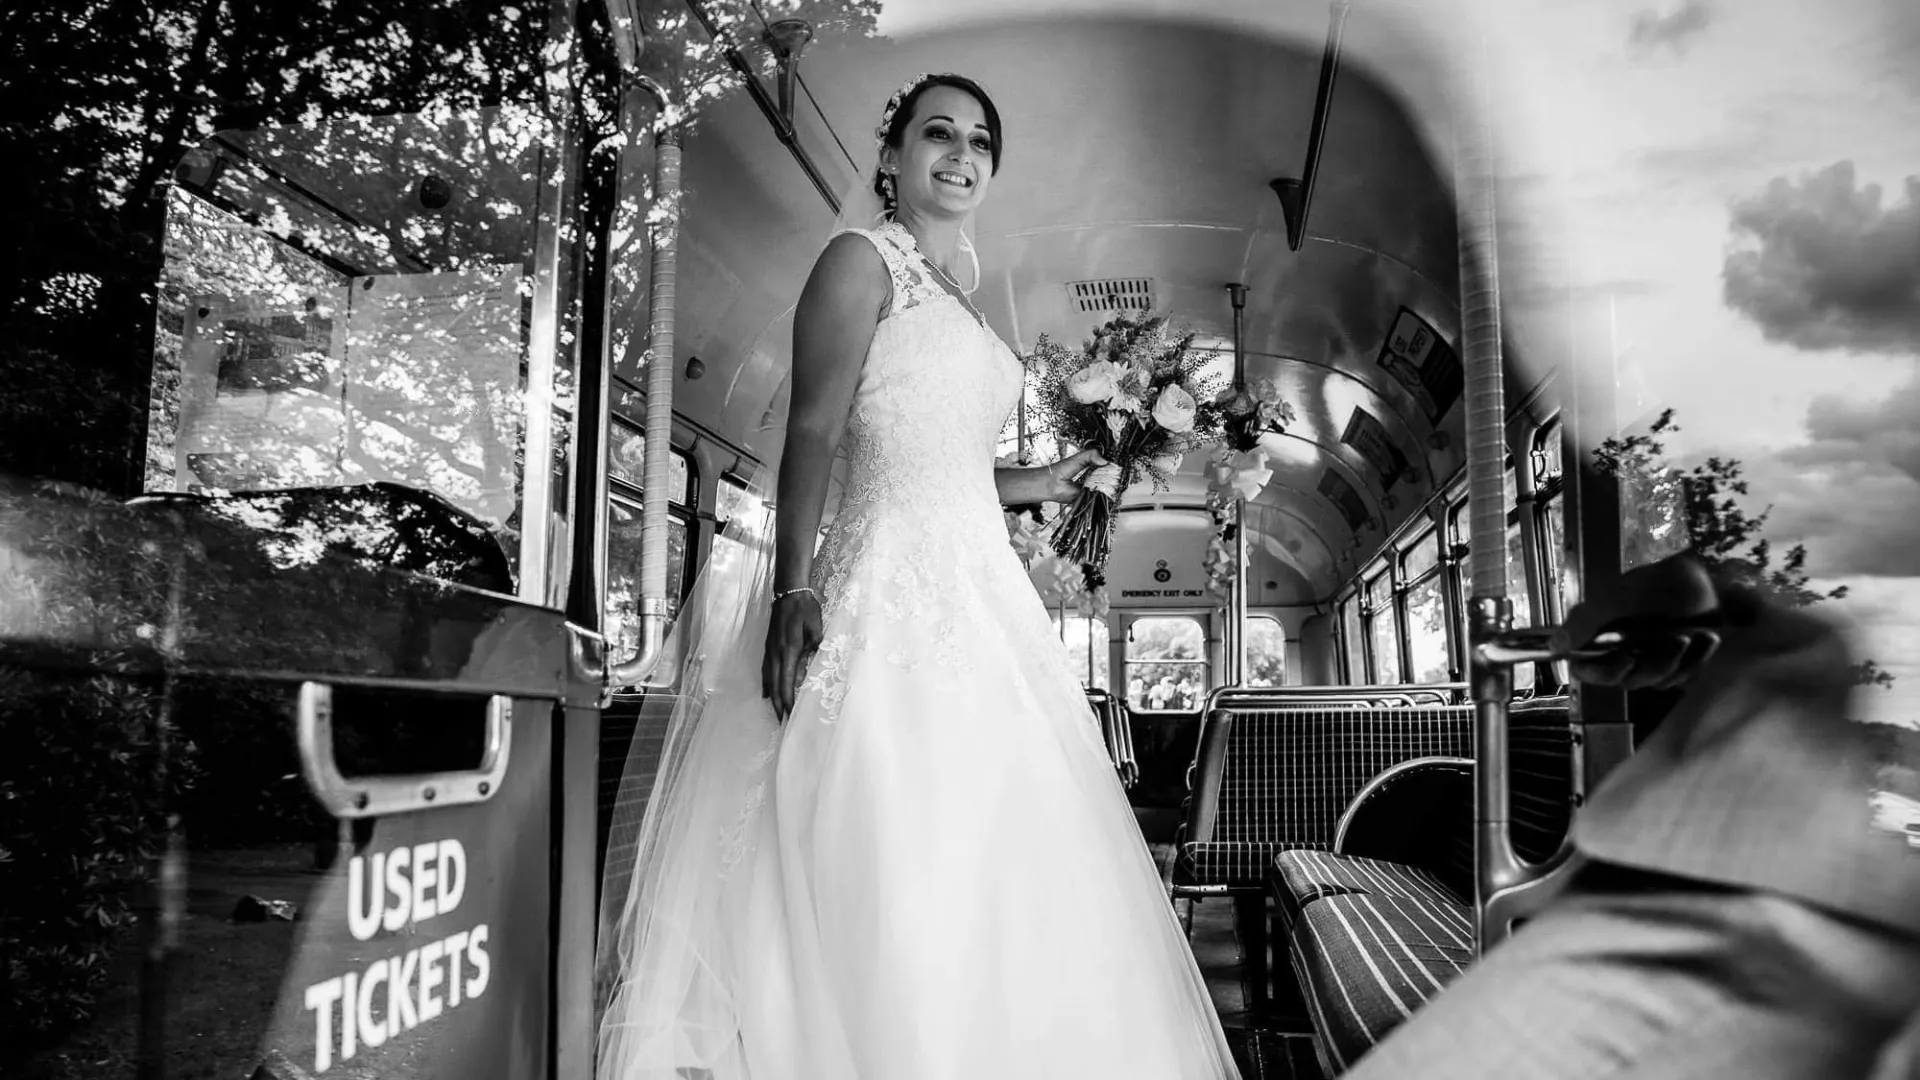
1174;704;1474;889
1268;850;1461;934
1270;697;1579;1073
1289;891;1475;1076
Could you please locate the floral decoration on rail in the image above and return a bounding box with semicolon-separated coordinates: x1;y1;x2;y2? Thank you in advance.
1201;445;1275;600
1025;313;1229;588
1216;377;1297;453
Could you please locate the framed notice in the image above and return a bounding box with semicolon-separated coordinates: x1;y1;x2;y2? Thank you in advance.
1340;407;1411;489
1376;307;1463;423
1318;468;1371;533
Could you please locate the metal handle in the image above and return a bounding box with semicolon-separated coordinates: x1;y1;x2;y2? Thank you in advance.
296;683;512;819
1476;615;1722;669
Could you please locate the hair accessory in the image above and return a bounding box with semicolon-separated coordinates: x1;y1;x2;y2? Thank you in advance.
874;72;934;149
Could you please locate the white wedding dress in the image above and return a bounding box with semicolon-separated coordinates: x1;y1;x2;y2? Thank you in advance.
597;219;1241;1080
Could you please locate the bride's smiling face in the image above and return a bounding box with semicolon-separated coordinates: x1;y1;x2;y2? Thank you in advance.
887;85;998;219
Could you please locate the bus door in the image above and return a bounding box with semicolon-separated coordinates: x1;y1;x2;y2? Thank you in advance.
3;4;604;1072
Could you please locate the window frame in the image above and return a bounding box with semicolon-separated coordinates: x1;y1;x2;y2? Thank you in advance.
1123;613;1209;713
605;429;699;683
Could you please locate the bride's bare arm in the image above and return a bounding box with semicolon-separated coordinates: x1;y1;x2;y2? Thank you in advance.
994;448;1107;506
763;234;887;716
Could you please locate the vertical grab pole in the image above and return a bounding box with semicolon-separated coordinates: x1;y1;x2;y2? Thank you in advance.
1232;499;1250;685
1454;8;1522;956
609;83;681;687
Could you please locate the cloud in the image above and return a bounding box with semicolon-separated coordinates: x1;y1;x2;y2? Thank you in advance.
1734;375;1920;576
1628;1;1714;55
1721;161;1920;354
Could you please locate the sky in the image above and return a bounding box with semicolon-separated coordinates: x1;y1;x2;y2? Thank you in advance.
869;0;1920;726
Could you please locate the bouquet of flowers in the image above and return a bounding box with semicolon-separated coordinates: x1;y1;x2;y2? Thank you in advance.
1218;376;1298;452
1026;313;1228;585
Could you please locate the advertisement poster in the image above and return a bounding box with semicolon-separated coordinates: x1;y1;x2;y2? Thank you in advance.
1340;407;1412;489
1376;307;1463;424
1318;468;1371;533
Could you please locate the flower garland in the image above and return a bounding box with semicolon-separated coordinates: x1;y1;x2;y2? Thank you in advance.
1202;444;1276;601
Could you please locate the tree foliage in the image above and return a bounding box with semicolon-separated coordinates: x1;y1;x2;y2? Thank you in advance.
1593;408;1894;690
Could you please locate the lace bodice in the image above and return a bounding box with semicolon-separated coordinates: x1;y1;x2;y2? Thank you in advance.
829;221;1025;522
798;221;1049;709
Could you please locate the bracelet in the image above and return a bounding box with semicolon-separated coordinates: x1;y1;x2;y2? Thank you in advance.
774;587;816;602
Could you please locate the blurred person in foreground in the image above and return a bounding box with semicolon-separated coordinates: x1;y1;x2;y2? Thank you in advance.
1344;551;1920;1079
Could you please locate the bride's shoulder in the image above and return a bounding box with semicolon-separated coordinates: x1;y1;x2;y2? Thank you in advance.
802;230;894;318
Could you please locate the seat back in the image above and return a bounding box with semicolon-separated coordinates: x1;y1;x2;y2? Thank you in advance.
1185;701;1476;853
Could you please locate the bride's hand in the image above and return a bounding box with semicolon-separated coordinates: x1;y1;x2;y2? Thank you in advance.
763;589;824;721
1044;448;1109;502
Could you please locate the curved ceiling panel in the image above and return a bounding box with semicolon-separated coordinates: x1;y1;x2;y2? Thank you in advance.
655;8;1526;602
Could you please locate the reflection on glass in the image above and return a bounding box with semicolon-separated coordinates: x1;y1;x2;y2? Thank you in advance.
1405;576;1449;683
1126;616;1206;711
1366;573;1401;684
1246;615;1286;687
1620;465;1690;571
1535;419;1563;481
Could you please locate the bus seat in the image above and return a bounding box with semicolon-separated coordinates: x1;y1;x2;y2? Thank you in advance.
1168;696;1474;1013
1268;849;1464;936
1172;700;1475;891
1288;891;1476;1076
1266;697;1577;1073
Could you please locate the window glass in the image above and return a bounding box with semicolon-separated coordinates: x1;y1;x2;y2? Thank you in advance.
609;421;691;505
1403;527;1441;581
606;495;688;671
1247;616;1286;687
1405;575;1450;682
1365;573;1401;684
1125;616;1206;711
1341;597;1366;684
1052;613;1111;691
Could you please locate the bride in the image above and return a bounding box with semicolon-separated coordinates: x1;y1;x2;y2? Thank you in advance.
596;72;1242;1079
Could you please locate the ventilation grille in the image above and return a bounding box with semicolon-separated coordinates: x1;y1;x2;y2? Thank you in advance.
1066;278;1155;313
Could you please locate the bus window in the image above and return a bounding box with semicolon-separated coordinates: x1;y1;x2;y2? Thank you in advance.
1401;530;1449;683
607;432;694;676
1126;616;1206;711
1340;595;1366;684
1246;615;1286;686
1448;500;1534;690
710;472;766;585
1053;613;1111;690
1365;571;1402;684
1505;522;1535;691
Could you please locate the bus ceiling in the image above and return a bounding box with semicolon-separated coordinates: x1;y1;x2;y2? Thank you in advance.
647;7;1564;597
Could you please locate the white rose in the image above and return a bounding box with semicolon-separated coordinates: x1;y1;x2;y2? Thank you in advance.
1151;451;1184;476
1152;383;1197;434
1066;360;1124;405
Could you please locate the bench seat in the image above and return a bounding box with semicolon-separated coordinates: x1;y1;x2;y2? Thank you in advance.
1287;887;1475;1075
1268;848;1464;935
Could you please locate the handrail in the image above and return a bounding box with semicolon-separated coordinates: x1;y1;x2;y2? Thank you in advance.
1272;1;1353;251
607;59;681;687
1332;755;1473;854
681;0;841;213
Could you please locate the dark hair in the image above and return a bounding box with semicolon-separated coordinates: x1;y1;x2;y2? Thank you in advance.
872;73;1003;211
